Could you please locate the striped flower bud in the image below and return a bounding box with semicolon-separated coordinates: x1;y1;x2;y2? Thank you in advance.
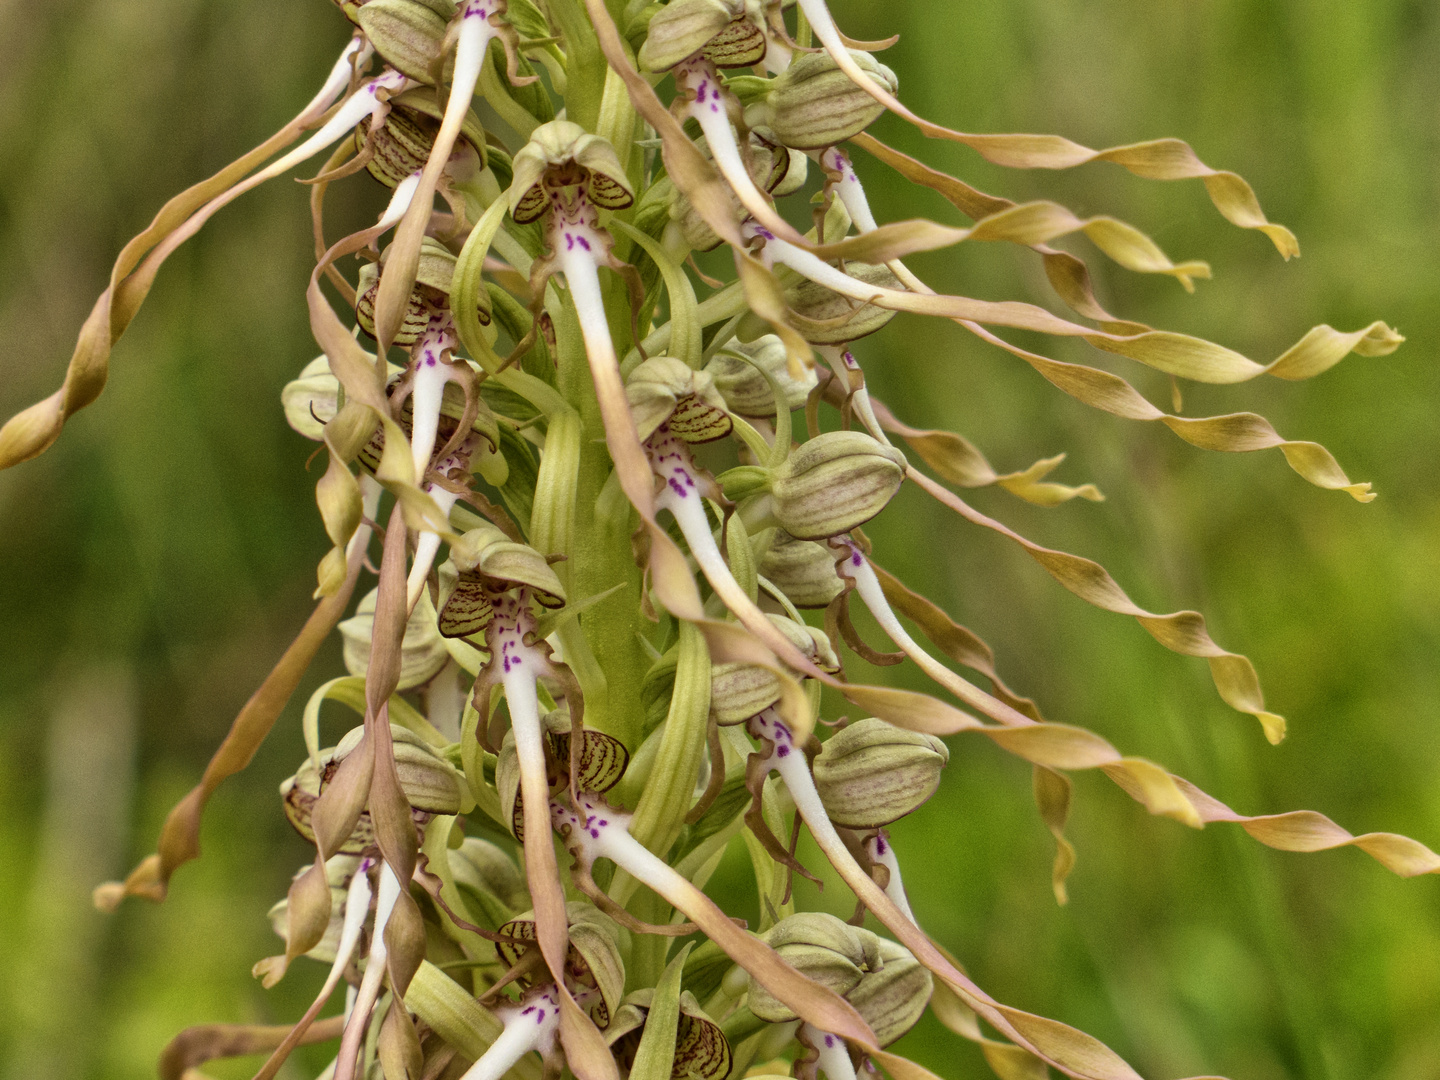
626;355;733;444
747;912;881;1023
509;120;634;223
497;711;629;838
768;50;897;150
662;132;793;252
811;718;949;829
755;528;843;608
785;262;900;344
360;90;488;188
769;431;906;540
703;336;816;418
845;938;932;1047
340;586;451;690
607;989;732;1080
497;902;628;1026
331;723;467;814
638;0;766;72
354;0;452;85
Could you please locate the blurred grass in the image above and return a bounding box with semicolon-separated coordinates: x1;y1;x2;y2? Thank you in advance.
1;0;1439;1078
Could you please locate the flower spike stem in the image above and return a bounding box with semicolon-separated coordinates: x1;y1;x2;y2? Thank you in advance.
458;986;562;1080
803;1024;858;1080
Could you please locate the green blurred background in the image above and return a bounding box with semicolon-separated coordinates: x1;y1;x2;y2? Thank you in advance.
2;1;1438;1077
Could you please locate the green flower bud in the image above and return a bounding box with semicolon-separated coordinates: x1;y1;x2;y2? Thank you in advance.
845;938;932;1047
510;120;634;223
360;91;487;188
748;912;881;1023
267;856;363;963
607;989;732;1080
709;615;838;724
769;431;906;540
340;587;451;691
281;356;342;441
354;0;453;85
785;262;900;344
704;336;816;418
498;902;628;1027
755;528;843;608
332;723;466;814
450;837;528;929
811;718;949;829
768;50;898;150
626;355;733;444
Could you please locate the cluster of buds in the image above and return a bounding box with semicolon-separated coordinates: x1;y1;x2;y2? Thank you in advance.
9;2;1436;1080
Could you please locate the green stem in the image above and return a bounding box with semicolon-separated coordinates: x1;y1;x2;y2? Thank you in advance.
550;287;648;750
545;0;608;131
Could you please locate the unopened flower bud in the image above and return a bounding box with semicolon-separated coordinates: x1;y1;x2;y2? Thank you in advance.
755;528;843;608
811;718;948;829
332;723;466;814
354;0;452;85
785;262;900;344
710;615;837;723
340;587;451;690
608;989;732;1080
703;336;816;418
510;120;634;222
769;431;906;540
361;91;487;188
845;938;932;1047
768;50;897;150
748;912;881;1023
281;756;375;854
498;902;628;1026
626;355;733;443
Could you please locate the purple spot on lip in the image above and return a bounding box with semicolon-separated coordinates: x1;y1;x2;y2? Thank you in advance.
522;1006;536;1016
824;1036;836;1048
536;1012;546;1025
776;745;790;758
590;828;600;838
577;236;591;251
875;836;888;854
667;477;688;497
599;819;608;826
852;551;863;566
565;233;575;250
